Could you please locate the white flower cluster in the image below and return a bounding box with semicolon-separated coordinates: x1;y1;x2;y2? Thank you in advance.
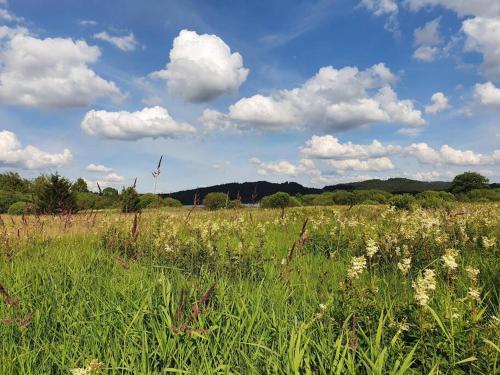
366;239;379;258
413;269;437;307
397;257;412;275
348;255;367;280
71;360;104;375
441;248;459;272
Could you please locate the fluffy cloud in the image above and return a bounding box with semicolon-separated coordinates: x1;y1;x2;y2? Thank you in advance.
473;82;500;109
85;163;113;173
300;135;401;159
407;1;500;81
85;172;125;190
327;157;395;172
0;28;124;108
413;46;439;62
203;63;425;132
251;158;318;177
301;135;498;167
425;92;450;113
151;29;249;103
414;18;441;46
94;31;138;51
360;0;398;16
405;1;500;18
462;17;500;81
413;18;442;62
406;143;498;166
81;106;196;140
0;130;72;169
360;0;399;32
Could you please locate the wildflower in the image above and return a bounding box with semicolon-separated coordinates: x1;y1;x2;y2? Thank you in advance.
467;288;481;302
482;236;496;249
441;248;459;272
71;360;104;375
366;239;379;258
397;257;412;275
348;256;367;280
465;266;480;283
412;269;436;307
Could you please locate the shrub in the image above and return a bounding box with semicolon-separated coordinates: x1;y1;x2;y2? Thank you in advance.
164;197;183;207
102;187;119;197
75;192;99;211
351;190;391;204
203;192;228;210
7;201;37;215
35;173;77;214
120;187;141;213
0;190;29;213
288;196;302;207
389;194;416;210
464;188;500;202
260;192;291;209
331;191;354;205
416;191;455;209
138;193;163;209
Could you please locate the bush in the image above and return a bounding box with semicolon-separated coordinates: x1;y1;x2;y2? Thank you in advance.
351;190;391;204
36;173;77;214
389;194;416;210
464;188;500;202
0;190;29;213
120;187;141;213
416;191;455;209
75;192;100;211
164;197;183;207
260;192;291;209
288;196;302;207
203;192;228;210
8;201;37;215
331;191;354;205
138;193;163;209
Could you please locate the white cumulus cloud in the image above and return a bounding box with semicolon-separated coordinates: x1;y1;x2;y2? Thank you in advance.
0;27;124;108
327;157;395;172
85;163;114;173
473;82;500;109
300;135;401;159
425;92;450;113
0;130;72;169
203;63;425;132
151;29;249;103
94;31;138;51
81;106;196;140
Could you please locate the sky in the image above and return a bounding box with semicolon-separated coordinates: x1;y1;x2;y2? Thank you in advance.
0;0;499;193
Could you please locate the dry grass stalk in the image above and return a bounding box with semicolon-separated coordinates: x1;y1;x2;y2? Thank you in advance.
0;283;19;310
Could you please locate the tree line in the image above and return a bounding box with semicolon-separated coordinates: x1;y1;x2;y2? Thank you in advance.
0;171;497;215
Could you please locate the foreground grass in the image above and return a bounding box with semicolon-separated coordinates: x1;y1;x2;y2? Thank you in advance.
0;204;499;374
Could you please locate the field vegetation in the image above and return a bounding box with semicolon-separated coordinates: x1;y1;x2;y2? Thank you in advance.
0;197;498;373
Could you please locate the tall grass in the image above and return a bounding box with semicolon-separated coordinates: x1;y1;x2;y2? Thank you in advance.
0;203;499;373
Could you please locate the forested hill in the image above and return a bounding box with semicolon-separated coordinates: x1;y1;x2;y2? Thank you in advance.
162;181;322;205
323;178;451;194
162;178;452;204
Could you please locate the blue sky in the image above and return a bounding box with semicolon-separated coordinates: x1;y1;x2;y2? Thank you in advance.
0;0;499;192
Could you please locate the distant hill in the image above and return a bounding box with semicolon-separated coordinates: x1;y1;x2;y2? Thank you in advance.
162;178;453;204
323;178;451;194
162;181;322;204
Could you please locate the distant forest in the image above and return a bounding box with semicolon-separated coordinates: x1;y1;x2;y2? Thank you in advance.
164;178;458;204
